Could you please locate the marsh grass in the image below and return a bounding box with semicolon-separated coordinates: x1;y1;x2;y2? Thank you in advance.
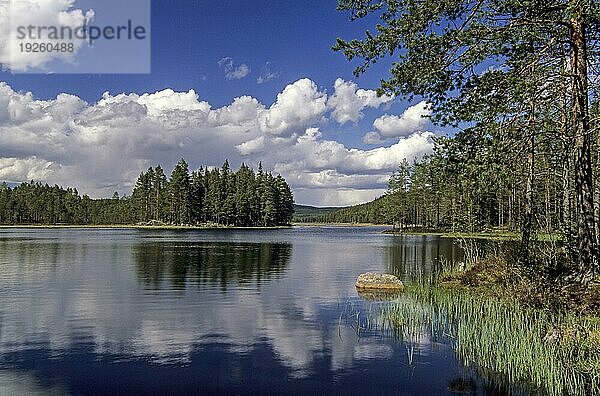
381;284;600;395
338;298;383;338
348;237;599;393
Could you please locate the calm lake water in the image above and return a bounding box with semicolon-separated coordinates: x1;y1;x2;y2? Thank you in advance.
0;226;505;395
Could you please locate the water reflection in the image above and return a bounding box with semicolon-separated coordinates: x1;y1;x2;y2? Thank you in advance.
383;235;463;283
133;242;292;290
356;289;403;301
0;228;508;394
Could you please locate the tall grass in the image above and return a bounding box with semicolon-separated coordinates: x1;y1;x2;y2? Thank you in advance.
381;285;600;395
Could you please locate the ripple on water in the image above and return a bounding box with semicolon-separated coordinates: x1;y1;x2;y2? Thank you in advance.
0;227;512;395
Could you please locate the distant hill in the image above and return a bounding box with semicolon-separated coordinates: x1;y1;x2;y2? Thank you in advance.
293;195;394;224
292;204;343;222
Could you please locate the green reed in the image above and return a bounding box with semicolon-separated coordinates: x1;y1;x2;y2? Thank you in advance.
381;285;600;395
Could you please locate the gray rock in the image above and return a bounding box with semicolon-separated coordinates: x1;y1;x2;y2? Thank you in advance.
355;272;404;291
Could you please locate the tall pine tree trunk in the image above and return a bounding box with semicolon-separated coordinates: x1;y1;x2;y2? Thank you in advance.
520;92;536;266
570;10;598;275
562;146;574;244
561;58;574;253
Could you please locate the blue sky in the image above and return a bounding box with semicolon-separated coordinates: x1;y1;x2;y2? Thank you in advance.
2;1;394;140
0;0;437;206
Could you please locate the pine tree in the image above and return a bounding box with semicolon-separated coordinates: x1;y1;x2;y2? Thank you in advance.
168;159;191;224
203;168;220;223
261;173;277;226
234;164;253;226
275;175;294;225
152;165;168;222
190;168;205;224
334;0;600;274
220;160;236;225
132;169;154;222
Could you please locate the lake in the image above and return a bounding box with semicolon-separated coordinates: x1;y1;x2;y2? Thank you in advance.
0;226;505;395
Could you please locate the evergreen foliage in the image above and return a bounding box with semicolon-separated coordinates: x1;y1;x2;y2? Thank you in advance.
333;0;600;274
0;160;294;227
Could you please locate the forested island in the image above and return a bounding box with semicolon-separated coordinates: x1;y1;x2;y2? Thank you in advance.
0;159;294;227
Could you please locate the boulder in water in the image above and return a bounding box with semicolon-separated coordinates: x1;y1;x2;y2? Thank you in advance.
355;272;404;291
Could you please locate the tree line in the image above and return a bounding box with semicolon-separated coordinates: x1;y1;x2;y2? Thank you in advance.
300;130;598;233
0;159;294;227
331;0;599;275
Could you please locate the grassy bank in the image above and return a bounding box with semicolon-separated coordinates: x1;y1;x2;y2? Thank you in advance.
381;249;600;395
383;284;600;395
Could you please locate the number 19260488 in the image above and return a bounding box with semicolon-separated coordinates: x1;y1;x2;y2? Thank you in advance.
19;42;74;53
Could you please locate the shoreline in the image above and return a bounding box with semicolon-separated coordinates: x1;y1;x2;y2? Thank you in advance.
382;229;561;241
0;223;559;241
298;223;559;241
291;222;392;227
0;224;293;230
0;223;391;230
383;229;521;240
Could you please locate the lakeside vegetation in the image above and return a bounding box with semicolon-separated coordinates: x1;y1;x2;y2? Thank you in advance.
383;284;600;395
333;0;600;393
391;240;600;394
332;0;600;277
0;159;294;227
350;240;600;395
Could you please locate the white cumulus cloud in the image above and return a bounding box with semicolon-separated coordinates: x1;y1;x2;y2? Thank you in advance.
258;78;327;136
0;156;54;182
328;78;393;124
366;101;431;142
0;79;435;206
362;131;385;145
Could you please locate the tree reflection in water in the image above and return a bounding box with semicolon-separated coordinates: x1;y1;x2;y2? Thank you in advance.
383;235;464;283
133;242;293;290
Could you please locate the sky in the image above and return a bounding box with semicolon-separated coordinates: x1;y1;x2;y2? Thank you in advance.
0;0;440;206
